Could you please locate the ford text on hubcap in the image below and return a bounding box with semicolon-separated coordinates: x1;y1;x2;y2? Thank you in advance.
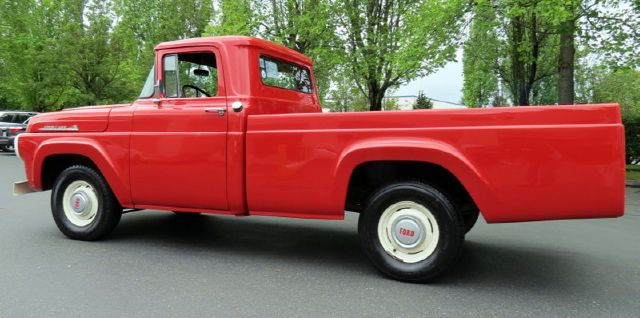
62;180;99;227
377;201;440;263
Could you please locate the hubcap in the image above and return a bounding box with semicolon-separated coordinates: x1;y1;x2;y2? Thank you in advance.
377;201;440;264
62;180;99;227
391;216;424;248
70;192;90;214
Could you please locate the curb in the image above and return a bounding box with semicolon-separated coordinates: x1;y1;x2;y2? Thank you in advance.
626;180;640;188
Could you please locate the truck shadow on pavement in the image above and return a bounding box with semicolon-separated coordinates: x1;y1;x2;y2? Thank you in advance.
438;241;591;292
111;212;370;275
110;212;589;291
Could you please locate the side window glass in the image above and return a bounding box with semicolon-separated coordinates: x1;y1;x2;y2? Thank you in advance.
162;52;218;98
178;54;218;97
139;65;155;98
259;56;312;93
163;54;179;98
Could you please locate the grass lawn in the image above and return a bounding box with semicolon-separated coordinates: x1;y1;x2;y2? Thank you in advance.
627;165;640;180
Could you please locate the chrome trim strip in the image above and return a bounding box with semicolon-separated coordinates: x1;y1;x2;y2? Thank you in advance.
38;125;79;132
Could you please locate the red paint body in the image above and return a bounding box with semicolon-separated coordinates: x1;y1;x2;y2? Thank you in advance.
17;36;626;223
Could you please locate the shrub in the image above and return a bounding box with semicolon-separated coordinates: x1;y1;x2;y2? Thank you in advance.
625;116;640;164
413;91;433;109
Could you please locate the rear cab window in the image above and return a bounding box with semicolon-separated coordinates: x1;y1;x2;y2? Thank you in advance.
259;55;312;93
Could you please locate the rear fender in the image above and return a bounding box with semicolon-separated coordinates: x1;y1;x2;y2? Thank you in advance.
333;138;496;214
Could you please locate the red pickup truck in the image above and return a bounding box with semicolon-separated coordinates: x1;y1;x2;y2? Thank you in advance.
13;36;625;282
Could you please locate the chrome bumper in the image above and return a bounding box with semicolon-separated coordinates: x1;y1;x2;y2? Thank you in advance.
13;181;36;196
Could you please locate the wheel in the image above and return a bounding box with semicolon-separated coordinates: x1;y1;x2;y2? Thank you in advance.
461;207;480;234
358;181;464;283
0;145;12;152
51;165;122;241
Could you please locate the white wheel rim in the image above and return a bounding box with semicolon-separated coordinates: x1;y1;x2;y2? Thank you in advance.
62;180;99;227
377;201;440;263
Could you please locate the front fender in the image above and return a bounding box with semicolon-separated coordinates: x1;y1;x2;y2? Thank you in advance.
31;137;131;206
333;137;496;214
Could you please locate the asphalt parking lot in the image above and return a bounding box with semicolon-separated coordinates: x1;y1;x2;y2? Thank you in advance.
0;152;638;317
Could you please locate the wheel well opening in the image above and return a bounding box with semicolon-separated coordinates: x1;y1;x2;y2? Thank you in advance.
41;154;99;191
345;161;477;214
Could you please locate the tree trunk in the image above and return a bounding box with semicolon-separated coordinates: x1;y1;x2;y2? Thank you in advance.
368;83;384;111
368;92;383;111
558;19;575;105
526;13;540;105
509;16;529;106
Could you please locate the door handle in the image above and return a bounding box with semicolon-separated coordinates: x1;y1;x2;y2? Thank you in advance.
204;107;226;116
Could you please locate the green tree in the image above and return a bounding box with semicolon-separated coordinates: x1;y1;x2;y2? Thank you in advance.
593;69;640;118
206;0;341;101
413;91;433;109
325;71;369;112
550;1;640;104
113;0;214;88
463;0;640;106
0;0;80;111
462;3;498;107
592;69;640;163
262;0;342;100
382;95;399;110
64;0;134;105
207;0;257;36
463;0;558;106
336;0;465;111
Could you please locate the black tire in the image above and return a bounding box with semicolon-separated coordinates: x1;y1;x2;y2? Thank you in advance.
461;208;480;234
51;165;122;241
0;145;12;152
358;181;464;283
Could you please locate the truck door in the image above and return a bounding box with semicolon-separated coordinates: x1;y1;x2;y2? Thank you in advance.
130;47;228;210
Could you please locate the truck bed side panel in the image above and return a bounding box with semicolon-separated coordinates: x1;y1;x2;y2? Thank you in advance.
245;104;625;222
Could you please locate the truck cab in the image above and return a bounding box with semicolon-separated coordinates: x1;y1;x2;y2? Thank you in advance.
128;37;319;214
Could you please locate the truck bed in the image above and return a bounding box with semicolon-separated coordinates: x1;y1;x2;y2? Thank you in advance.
245;104;625;222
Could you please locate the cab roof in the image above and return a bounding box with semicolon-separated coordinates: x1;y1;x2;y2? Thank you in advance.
154;36;313;66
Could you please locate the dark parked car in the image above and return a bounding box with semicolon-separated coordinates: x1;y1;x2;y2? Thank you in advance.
0;111;38;152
